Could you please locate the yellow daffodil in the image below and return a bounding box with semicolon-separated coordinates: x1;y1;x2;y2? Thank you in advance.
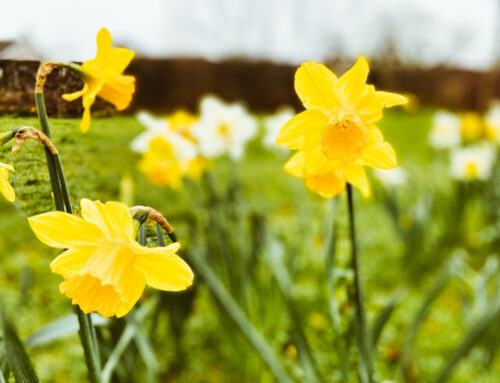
28;199;193;318
138;137;184;188
0;162;15;202
277;57;406;197
63;28;136;133
167;110;198;141
460;112;483;141
284;150;369;198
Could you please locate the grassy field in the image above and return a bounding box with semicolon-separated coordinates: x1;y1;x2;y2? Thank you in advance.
1;108;500;382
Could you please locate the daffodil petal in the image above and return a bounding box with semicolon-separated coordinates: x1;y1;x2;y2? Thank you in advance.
336;56;369;105
360;142;398;169
373;91;407;107
95;27;113;65
295;62;338;112
62;85;87;102
343;165;370;197
134;243;194;291
284;152;306;177
50;248;95;277
106;48;135;76
80;199;133;240
304;149;337;175
80;107;91;133
305;172;346;198
28;211;104;249
0;171;15;202
276;109;327;150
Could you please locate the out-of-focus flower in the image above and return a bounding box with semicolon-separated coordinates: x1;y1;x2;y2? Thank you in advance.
263;107;295;149
460;112;483;142
28;199;193;318
138;137;187;189
0;162;15;202
167;110;198;141
63;28;135;133
131;111;198;153
449;143;496;181
131;112;170;153
373;166;408;189
192;96;257;160
429;111;461;149
485;101;500;143
277;57;406;198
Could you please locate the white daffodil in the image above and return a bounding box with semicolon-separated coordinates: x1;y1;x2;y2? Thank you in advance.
485;101;500;143
263;107;295;149
192;96;257;160
131;111;170;153
373;166;408;188
429;111;461;149
449;143;496;181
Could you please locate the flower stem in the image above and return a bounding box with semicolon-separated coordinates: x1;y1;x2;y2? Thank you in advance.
34;89;102;383
346;183;373;383
34;93;64;211
325;198;350;382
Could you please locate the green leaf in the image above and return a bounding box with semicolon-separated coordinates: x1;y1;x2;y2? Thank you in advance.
266;238;323;383
26;314;108;348
1;311;40;383
398;256;460;379
371;289;405;349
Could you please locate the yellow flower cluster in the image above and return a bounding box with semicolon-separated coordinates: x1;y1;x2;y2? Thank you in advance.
277;57;407;198
136;110;206;189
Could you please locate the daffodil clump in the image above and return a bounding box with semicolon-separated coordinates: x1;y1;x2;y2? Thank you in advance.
29;199;193;318
132;96;258;190
429;104;500;182
276;57;407;198
63;28;136;133
132;111;206;188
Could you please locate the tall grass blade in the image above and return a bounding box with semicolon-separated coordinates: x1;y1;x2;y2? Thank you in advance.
266;239;323;383
1;311;40;383
432;299;500;383
189;252;293;383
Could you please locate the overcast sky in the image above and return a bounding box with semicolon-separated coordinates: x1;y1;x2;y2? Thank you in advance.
1;0;498;69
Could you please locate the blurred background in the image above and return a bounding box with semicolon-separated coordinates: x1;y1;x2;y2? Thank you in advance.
1;0;500;114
